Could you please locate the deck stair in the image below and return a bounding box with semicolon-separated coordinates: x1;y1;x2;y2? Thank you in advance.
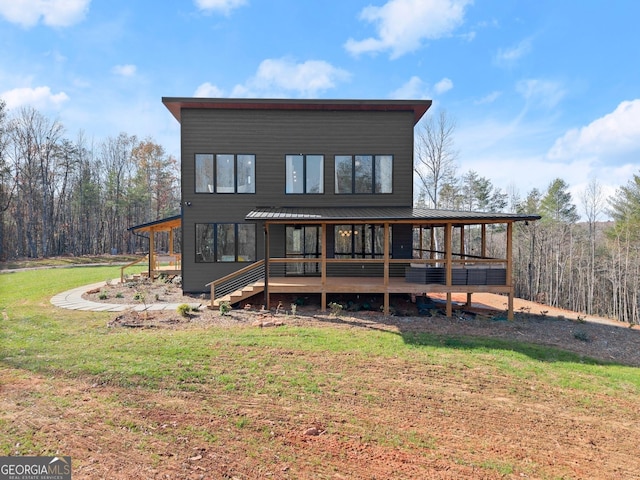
208;260;266;309
211;281;265;308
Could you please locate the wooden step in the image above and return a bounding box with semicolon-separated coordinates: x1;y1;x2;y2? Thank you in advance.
211;282;264;309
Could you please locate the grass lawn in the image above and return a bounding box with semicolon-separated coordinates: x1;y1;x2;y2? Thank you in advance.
1;266;639;479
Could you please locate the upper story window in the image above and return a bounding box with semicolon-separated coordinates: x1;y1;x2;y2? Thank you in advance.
335;155;393;194
286;154;324;194
195;153;255;193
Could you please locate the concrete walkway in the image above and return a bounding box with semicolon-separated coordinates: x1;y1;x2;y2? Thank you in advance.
50;281;202;312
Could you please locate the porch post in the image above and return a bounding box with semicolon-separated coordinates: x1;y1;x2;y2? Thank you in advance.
430;227;436;260
480;223;487;259
383;222;390;315
263;223;270;310
321;222;327;312
149;229;155;279
460;225;472;306
506;222;514;320
445;223;453;317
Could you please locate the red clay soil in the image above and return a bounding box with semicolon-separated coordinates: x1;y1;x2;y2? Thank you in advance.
3;286;637;479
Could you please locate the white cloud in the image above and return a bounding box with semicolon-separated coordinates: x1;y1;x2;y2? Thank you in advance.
390;76;452;99
548;99;640;162
0;0;90;27
194;82;224;97
516;78;566;110
345;0;472;59
111;64;137;77
1;86;69;109
474;91;501;105
434;78;453;95
230;58;351;97
194;0;247;15
390;76;427;99
495;38;532;66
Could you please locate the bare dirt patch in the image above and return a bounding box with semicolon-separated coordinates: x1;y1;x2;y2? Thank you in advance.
2;280;639;479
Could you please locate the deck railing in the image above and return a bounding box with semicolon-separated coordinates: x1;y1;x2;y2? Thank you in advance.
208;260;265;303
120;255;149;283
265;257;507;285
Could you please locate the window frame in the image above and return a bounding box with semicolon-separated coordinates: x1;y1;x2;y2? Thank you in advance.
194;223;257;263
285;154;324;194
194;153;255;194
333;224;390;259
334;154;393;194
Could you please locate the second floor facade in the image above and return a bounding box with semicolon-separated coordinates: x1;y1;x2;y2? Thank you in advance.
163;98;432;213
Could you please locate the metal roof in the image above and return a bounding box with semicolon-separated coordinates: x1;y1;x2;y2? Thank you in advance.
245;207;540;224
162;97;432;126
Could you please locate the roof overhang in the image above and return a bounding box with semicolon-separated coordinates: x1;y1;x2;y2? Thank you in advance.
162;97;432;126
128;214;182;233
245;207;541;226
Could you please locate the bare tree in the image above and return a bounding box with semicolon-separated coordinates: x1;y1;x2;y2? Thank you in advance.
0;99;14;260
580;178;606;314
414;110;458;209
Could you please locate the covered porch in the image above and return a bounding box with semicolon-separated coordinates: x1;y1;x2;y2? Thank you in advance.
126;214;182;280
240;207;540;320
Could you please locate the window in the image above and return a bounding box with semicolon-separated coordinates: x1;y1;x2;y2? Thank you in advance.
375;155;393;193
195;223;256;263
195;154;214;193
285;225;321;275
286;154;324;194
216;154;234;193
334;155;393;194
195;154;255;193
334;224;389;258
237;154;255;193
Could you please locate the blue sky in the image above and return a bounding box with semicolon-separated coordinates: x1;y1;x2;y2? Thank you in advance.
1;0;639;209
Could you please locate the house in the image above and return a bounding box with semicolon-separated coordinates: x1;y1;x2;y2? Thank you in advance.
130;97;539;319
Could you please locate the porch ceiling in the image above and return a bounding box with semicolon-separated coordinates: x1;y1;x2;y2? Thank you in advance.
245;207;540;225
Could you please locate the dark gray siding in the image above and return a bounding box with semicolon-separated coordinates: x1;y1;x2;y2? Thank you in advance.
181;108;416;292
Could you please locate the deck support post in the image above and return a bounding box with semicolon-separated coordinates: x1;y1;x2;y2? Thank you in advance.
507;222;514;320
445;223;453;317
263;223;270;310
383;222;390;315
321;222;327;312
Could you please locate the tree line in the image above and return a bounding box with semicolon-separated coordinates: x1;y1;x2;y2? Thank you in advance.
416;111;640;325
0;101;180;261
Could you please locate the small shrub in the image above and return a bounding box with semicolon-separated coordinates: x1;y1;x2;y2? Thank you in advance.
574;330;590;342
328;302;343;316
219;301;231;316
98;291;108;300
115;292;124;299
177;303;192;318
290;303;297;317
133;292;144;301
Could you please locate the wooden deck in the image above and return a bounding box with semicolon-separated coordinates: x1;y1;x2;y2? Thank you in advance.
266;276;511;295
264;275;514;318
